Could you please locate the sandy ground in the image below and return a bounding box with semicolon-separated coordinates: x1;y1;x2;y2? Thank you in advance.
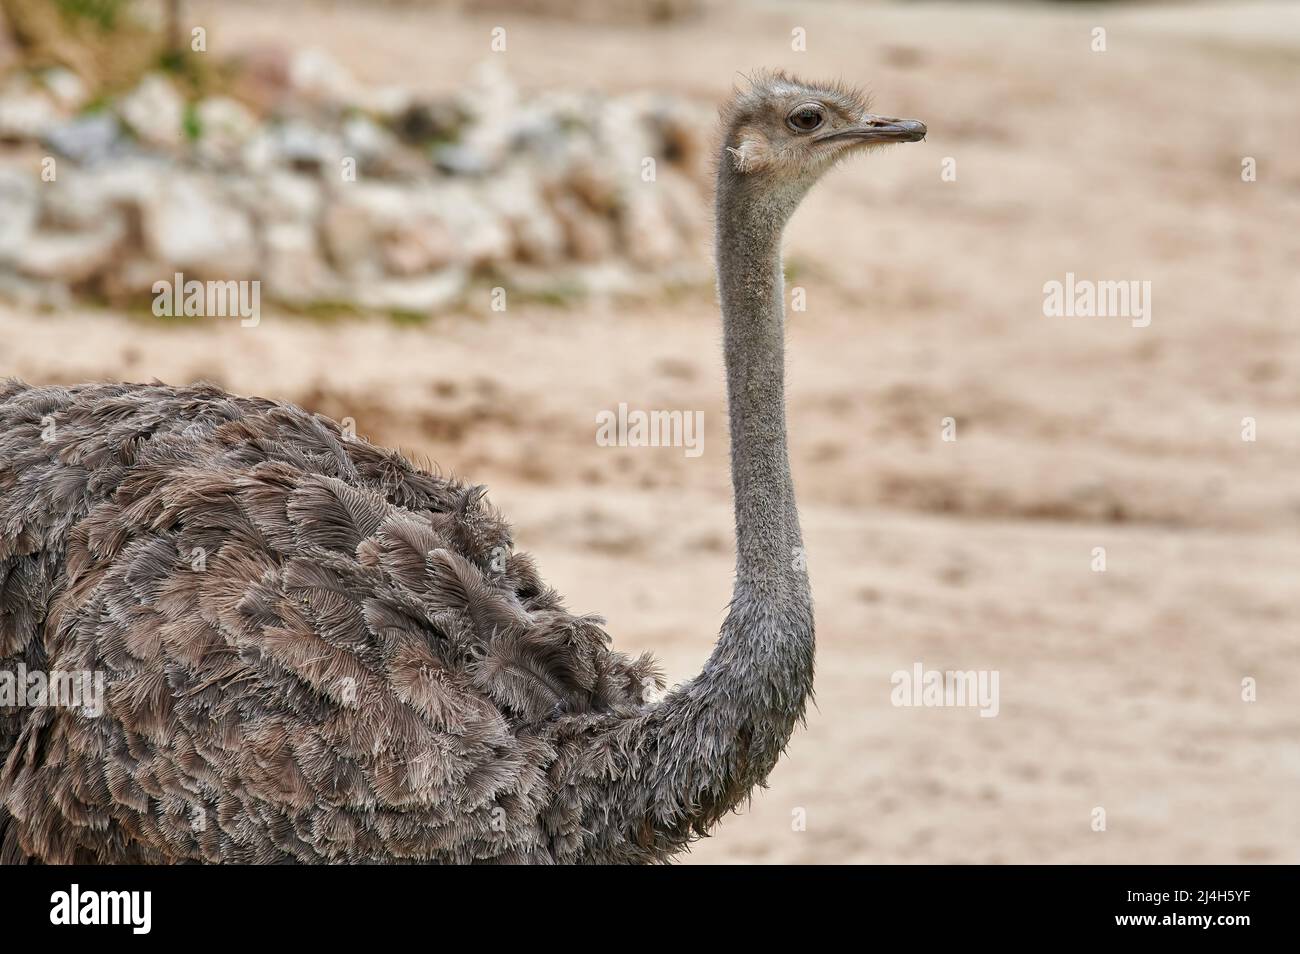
4;0;1299;863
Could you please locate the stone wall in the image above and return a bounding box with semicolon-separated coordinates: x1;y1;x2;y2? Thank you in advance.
0;50;712;314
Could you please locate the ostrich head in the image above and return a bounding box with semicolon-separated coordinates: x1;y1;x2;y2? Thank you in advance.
719;71;926;189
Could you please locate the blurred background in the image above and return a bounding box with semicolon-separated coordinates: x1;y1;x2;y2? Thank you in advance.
1;0;1298;863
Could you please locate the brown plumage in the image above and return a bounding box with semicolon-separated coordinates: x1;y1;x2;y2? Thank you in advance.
0;380;658;862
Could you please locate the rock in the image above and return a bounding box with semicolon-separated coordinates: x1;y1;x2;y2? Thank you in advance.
44;113;126;166
245;119;343;175
2;162;128;286
366;144;432;181
550;193;615;262
511;95;579;155
321;201;378;279
356;84;414;122
195;97;260;165
435;184;512;267
101;258;175;300
142;176;257;276
341;115;404;176
482;165;564;263
620;185;681;268
39;68;88;112
0;81;58;141
118;75;186;150
655;165;707;243
450;61;520;169
324;181;495;278
353;268;467;314
432;143;491;177
222;169;321;224
289;48;360;109
642;98;709;174
260;171;322;222
320;181;410;279
379;219;458;276
599;95;663;186
263;221;336;303
571;262;642;298
0;168;38;262
562;159;621;216
15;216;127;283
43;159;162;227
0;271;70;310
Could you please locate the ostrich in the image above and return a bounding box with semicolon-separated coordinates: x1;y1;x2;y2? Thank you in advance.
0;73;925;864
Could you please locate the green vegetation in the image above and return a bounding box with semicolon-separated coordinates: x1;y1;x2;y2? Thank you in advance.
53;0;130;30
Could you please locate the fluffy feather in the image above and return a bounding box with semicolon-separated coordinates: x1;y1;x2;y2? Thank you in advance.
0;380;657;863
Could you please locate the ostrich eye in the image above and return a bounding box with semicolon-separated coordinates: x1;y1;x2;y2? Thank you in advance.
786;103;827;133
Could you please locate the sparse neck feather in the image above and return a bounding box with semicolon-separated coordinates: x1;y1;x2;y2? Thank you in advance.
714;162;814;593
564;148;817;862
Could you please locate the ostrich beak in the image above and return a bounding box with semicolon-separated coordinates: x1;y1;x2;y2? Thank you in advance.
819;115;927;145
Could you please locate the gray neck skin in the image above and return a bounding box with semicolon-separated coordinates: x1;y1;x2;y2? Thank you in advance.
715;167;812;593
567;156;816;863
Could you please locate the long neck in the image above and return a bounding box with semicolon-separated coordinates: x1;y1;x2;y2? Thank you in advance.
564;159;816;863
716;168;808;593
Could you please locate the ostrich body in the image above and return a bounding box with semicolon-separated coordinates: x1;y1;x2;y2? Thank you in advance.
0;74;924;864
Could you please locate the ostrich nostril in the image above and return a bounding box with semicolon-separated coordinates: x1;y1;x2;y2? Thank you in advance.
854;116;927;143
